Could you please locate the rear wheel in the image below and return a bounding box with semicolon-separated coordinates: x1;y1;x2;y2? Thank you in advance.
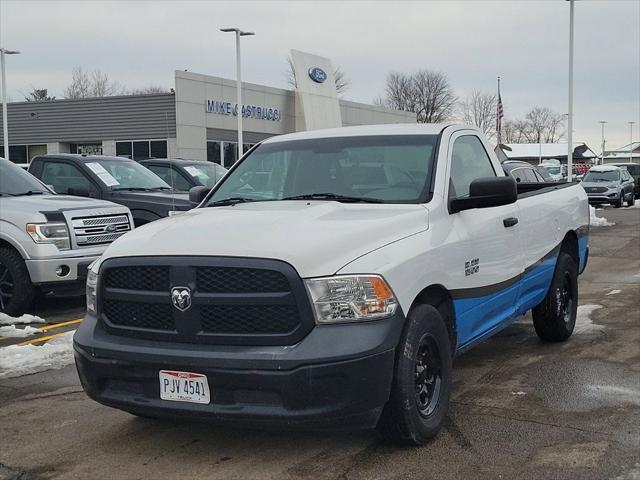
532;252;578;342
377;304;452;445
0;248;36;316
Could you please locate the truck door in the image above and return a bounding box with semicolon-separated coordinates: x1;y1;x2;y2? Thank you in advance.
445;133;523;349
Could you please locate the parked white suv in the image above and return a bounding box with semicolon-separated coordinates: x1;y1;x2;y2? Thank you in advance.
74;125;589;444
0;159;134;315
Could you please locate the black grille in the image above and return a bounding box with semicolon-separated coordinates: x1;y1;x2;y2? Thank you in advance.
104;266;170;291
197;267;290;293
104;300;175;331
586;187;607;193
200;304;299;334
99;257;313;346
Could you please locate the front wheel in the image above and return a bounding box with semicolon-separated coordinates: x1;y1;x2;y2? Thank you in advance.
626;193;635;207
532;252;578;342
0;248;36;316
614;193;623;208
377;304;452;445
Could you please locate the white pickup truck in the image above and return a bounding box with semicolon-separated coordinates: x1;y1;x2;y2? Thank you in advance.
74;124;589;445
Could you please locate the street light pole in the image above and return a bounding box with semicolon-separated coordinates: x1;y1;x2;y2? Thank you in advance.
0;48;20;161
599;121;607;165
630;121;635;163
220;27;254;162
567;0;575;181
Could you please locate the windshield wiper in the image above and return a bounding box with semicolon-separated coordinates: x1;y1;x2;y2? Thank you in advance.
208;197;262;207
112;187;154;192
13;190;46;196
150;186;173;191
282;193;383;203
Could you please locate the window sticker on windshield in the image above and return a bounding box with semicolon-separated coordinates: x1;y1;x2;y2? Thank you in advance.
86;162;120;186
184;166;204;177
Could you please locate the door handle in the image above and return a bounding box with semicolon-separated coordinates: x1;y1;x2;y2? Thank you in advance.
503;217;519;228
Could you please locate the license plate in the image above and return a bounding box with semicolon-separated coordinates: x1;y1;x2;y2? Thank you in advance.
159;370;210;404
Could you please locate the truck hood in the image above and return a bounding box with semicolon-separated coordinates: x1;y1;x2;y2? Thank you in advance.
581;181;616;189
1;193;124;212
111;190;191;209
103;201;429;277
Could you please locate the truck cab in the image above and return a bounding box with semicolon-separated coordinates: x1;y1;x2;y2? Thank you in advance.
28;154;193;226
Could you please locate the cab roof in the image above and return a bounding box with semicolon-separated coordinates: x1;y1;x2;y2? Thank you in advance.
262;123;460;144
590;165;621;172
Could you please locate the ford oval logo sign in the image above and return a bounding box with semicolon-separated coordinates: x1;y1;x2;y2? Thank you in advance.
308;67;327;84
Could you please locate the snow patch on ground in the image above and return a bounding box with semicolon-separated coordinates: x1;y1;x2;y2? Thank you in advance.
606;289;621;296
0;331;74;379
574;304;605;334
0;325;40;338
624;199;640;209
0;313;46;326
511;391;527;396
589;206;615;227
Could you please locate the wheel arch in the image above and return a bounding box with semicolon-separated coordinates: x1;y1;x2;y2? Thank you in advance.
0;235;28;259
410;284;457;355
560;230;579;267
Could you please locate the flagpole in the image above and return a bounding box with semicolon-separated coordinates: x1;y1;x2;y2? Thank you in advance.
497;76;502;145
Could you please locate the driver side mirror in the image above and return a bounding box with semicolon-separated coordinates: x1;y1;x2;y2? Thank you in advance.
450;176;517;213
189;185;210;206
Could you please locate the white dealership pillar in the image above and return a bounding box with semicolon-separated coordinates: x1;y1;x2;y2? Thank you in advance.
567;0;575;181
0;48;20;160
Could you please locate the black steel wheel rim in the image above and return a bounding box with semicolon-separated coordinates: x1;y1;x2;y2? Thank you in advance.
0;262;14;311
414;334;442;417
557;272;574;324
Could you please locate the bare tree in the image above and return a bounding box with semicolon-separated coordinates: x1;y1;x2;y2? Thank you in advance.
501;108;565;144
285;56;350;95
127;85;169;95
523;106;565;143
63;67;124;99
24;88;55;102
379;70;456;123
459;90;497;139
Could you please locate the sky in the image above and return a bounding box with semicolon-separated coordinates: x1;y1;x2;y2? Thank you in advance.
0;0;638;152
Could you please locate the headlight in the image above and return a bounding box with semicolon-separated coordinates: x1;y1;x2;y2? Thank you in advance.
86;259;101;316
305;275;398;324
26;222;70;250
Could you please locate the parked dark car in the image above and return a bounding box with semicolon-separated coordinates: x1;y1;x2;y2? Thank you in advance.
501;160;554;183
29;154;193;226
581;165;635;207
139;159;227;191
610;163;640;199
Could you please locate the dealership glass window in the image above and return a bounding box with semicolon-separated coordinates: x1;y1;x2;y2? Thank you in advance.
133;141;150;160
115;142;133;158
223;142;238;167
0;145;28;164
150;140;168;158
207;141;221;165
115;140;168;160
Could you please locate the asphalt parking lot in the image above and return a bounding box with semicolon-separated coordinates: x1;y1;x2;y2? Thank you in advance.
1;205;639;480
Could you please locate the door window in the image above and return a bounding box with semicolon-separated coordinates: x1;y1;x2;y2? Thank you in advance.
146;164;191;190
40;161;95;195
449;135;496;198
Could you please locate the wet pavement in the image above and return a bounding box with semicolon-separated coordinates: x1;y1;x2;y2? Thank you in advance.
0;205;638;480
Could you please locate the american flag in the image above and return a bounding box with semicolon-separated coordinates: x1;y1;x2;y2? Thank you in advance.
497;78;504;144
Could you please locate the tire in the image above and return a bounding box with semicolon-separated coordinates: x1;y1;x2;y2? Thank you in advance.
614;193;623;208
532;252;578;342
377;304;452;445
0;248;36;316
626;193;634;207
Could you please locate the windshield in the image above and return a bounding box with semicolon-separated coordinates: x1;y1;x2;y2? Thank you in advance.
205;135;437;206
0;159;51;196
583;170;620;183
542;165;561;175
182;163;227;188
86;158;171;190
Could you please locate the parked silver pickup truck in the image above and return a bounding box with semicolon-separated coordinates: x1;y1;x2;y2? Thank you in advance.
0;159;134;315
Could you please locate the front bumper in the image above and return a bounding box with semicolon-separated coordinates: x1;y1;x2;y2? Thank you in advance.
73;311;404;429
25;255;97;285
587;193;618;204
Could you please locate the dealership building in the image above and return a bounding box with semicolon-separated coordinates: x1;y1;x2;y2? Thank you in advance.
0;55;415;166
